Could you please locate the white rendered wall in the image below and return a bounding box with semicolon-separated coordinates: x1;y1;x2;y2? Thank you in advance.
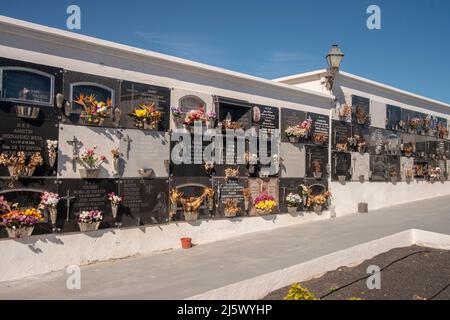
0;212;329;282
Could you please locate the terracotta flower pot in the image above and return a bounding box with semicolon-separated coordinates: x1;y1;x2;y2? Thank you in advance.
181;237;192;249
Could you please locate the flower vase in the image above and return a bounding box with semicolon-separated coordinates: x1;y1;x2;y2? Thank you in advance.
338;175;346;183
314;205;323;215
244;200;249;211
48;152;57;168
184;211;199;221
78;222;101;232
288;136;298;144
6;226;34;238
7;166;20;177
48;207;58;225
112;157;119;176
79;168;100;179
248;164;256;174
24;167;36;177
111;204;119;219
287;206;297;214
256;209;271;216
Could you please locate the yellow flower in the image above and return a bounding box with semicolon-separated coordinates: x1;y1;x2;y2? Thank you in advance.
134;109;148;118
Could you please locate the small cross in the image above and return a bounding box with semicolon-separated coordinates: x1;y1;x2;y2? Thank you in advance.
61;190;76;222
67;136;82;170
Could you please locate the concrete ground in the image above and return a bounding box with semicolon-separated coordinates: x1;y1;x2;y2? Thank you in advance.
0;196;449;300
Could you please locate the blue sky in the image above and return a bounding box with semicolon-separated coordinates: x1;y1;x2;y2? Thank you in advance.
1;0;450;103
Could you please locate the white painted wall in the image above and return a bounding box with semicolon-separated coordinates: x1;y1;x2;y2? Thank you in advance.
0;211;330;282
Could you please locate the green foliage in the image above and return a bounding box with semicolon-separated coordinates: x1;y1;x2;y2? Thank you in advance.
284;283;318;300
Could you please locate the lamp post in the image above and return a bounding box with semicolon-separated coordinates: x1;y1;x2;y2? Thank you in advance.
324;44;344;91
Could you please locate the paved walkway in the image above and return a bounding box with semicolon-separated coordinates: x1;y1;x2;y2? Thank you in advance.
0;196;449;299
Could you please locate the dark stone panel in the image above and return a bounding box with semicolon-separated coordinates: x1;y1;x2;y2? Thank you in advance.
352;95;371;126
57;178;118;232
308;112;329;146
0;118;59;177
369;127;386;155
370;155;387;181
218;101;252;130
0;178;58;238
386;155;401;182
331;151;351;181
0;57;63;122
119;80;171;131
252;105;279;130
118;178;169;226
169;177;213;220
305;145;328;179
279;178;305;212
386;105;402;131
350;124;370;153
385;130;401;156
213;177;248;217
62;71;121;128
280;108;306;143
332;120;352;150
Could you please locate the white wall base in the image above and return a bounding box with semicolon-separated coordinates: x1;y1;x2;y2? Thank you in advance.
331;181;450;216
0;211;329;283
188;229;450;300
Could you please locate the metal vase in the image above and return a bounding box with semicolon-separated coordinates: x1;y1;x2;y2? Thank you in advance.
111;204;119;219
79;168;100;179
78;222;100;232
48;207;58;225
6;226;34;238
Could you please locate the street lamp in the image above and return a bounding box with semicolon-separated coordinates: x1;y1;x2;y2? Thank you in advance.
324;44;344;91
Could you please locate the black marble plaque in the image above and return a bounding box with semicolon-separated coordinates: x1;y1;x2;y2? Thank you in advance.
118;178;169;226
170;177;212;220
370;155;386;181
414;159;429;178
280;108;306;143
415;134;428;158
386;155;401;181
306;145;328;178
332;120;351;149
385;131;401;155
308;112;329;145
279;178;305;212
0;178;59;238
352;95;370;126
170;133;212;177
252;105;279;130
332;151;351;180
0;118;59;177
369;127;386;155
62;71;120;128
386;105;402;131
0;57;63;122
57;179;118;232
351;125;370;153
119;80;170;131
218;99;252;130
215;178;246;217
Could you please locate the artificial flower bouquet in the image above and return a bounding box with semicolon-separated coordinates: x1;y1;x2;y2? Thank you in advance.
0;208;43;238
184;107;207;126
39;192;60;226
77;145;106;178
129;102;163;129
254;194;277;214
0;152;43;178
46;140;58;167
108;192;122;206
74;94;112;125
337;104;352;119
409;118;422;131
285;193;302;213
429;167;442;181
